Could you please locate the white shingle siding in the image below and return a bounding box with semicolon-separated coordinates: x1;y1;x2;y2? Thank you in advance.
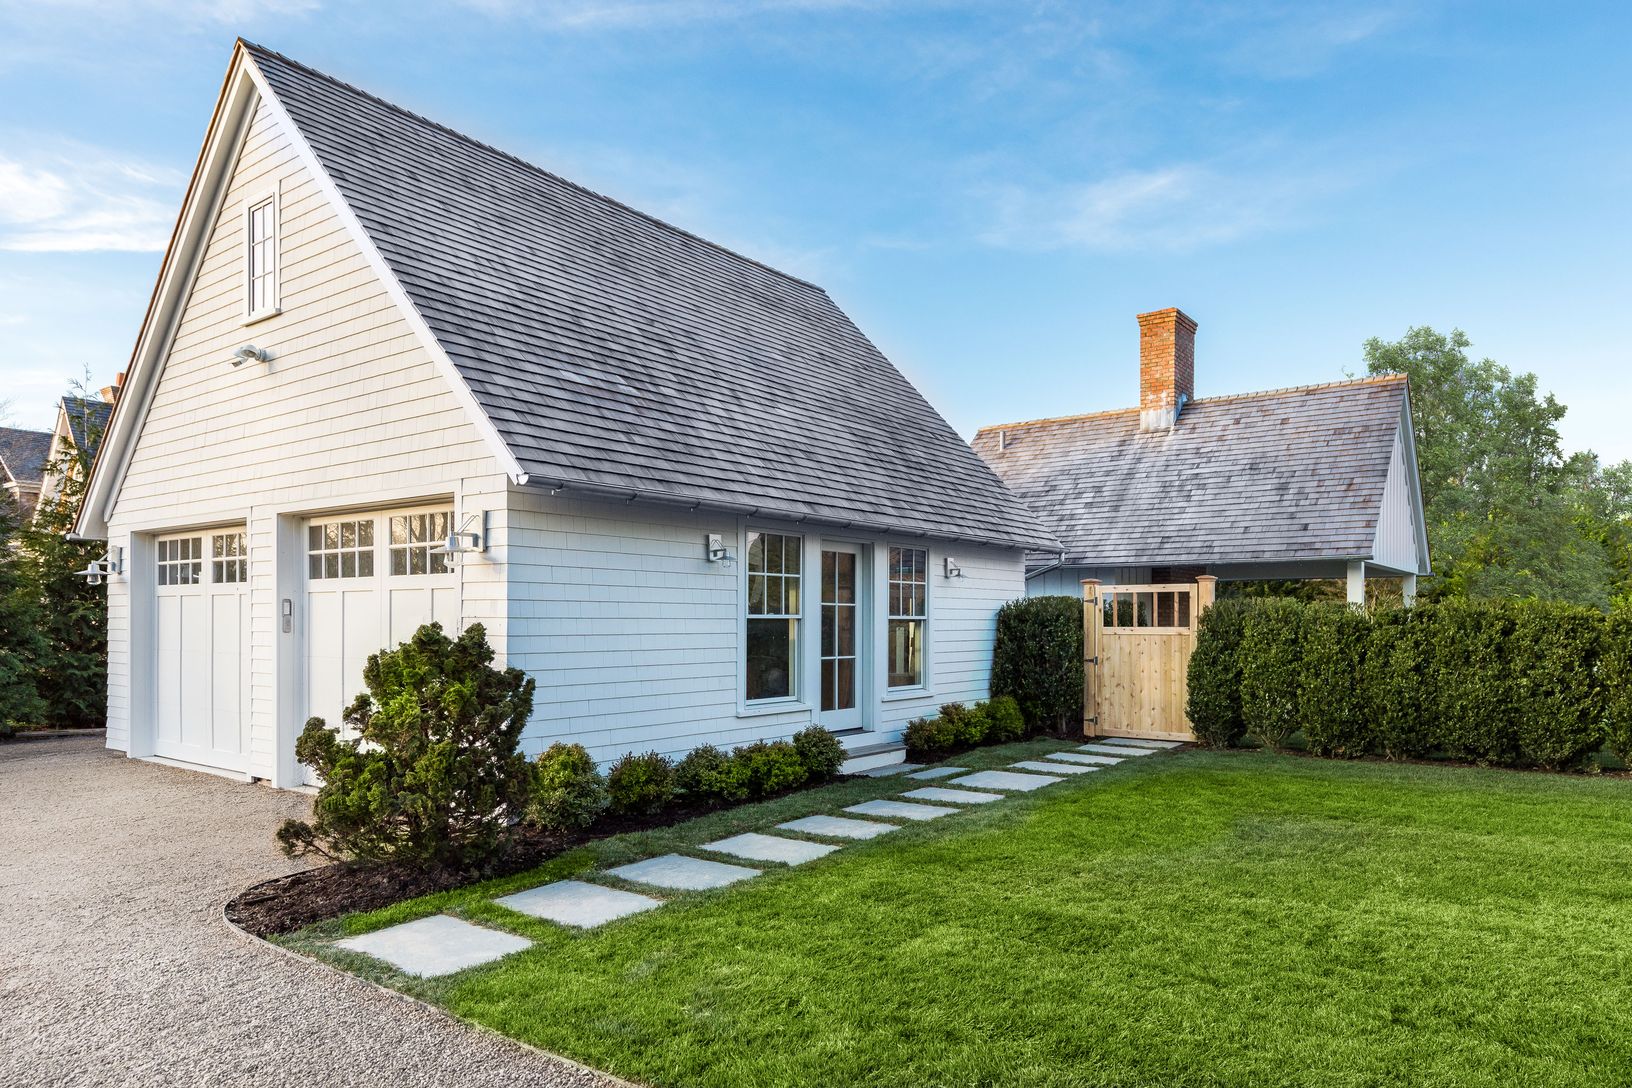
1371;415;1423;575
104;94;505;778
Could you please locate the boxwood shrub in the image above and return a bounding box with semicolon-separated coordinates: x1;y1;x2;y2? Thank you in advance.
528;742;608;832
1186;599;1254;747
792;724;845;782
991;595;1083;734
1298;603;1372;757
1511;600;1605;770
1239;598;1305;751
1429;600;1520;765
606;750;675;816
1363;607;1434;760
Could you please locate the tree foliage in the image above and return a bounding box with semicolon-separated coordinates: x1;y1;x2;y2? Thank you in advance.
0;492;47;729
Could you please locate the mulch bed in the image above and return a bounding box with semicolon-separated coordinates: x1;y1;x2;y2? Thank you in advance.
226;791;838;938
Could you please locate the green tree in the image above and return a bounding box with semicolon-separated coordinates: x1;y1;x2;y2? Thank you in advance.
0;490;48;730
15;390;108;728
1364;327;1617;608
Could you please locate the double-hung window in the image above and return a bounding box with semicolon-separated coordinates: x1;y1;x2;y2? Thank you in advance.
246;193;278;319
887;546;928;688
745;531;801;702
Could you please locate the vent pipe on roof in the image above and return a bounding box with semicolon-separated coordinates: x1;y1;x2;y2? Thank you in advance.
1137;307;1196;432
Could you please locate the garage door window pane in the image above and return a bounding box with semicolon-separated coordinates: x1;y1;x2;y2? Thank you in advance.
309;519;374;580
388;511;452;576
158;537;202;586
211;532;247;583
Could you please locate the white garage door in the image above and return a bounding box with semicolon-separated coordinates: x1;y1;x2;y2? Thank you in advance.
153;530;250;773
303;507;459;780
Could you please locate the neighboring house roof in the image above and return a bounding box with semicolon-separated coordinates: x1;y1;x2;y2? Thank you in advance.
972;375;1417;568
0;426;52;489
204;44;1051;552
59;397;113;456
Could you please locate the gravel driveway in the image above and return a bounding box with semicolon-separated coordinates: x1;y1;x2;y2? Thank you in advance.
1;736;617;1088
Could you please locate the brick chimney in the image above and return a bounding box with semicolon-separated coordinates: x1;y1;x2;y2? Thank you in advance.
1137;307;1196;431
99;371;126;404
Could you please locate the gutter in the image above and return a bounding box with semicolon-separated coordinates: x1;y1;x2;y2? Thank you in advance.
1024;553;1068;581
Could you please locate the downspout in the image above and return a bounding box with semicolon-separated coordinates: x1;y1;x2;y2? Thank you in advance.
1025;552;1068;581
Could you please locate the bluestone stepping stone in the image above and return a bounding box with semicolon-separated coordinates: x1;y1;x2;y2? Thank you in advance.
856;762;924;778
907;766;969;780
1050;751;1123;766
1101;737;1182;749
1012;759;1097;775
846;798;957;821
495;880;660;928
950;769;1062;792
337;914;530;978
778;814;898;840
703;832;839;866
607;854;761;891
901;786;1003;804
1081;743;1155;757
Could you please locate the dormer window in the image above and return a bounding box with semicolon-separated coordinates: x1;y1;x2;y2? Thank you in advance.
245;190;279;322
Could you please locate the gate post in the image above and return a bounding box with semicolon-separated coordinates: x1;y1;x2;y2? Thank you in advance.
1081;579;1101;738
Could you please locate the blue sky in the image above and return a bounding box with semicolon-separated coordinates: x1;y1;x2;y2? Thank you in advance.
2;1;1629;461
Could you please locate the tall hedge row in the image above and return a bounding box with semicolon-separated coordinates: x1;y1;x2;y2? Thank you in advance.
991;596;1083;734
1187;596;1622;771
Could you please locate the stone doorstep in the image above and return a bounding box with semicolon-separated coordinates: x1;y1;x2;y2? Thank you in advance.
606;854;762;891
777;814;899;840
494;880;661;928
1011;759;1098;775
900;786;1003;805
1079;743;1155;757
1048;751;1123;765
337;914;531;978
701;832;840;866
906;766;968;780
948;769;1062;792
845;798;958;821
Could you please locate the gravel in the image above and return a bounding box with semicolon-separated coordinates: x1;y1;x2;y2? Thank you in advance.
0;736;619;1088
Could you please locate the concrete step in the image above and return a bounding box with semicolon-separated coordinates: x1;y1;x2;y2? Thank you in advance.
838;740;908;776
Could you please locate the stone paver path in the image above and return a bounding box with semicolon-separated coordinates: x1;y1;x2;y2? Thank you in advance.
856;762;924;777
496;880;661;928
777;814;897;839
950;769;1062;792
703;832;839;865
1081;743;1155;757
1101;737;1182;749
1048;751;1123;766
1012;759;1097;775
907;766;968;780
846;798;958;821
608;854;762;891
901;786;1003;804
338;914;531;978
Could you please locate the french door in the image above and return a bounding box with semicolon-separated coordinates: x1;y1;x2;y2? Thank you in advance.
819;541;864;729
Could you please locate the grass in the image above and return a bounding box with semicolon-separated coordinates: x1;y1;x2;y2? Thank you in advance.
285;743;1632;1087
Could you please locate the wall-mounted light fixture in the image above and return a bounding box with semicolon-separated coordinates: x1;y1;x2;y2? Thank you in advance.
75;546;124;586
943;556;963;579
434;512;489;561
705;533;736;565
230;344;271;368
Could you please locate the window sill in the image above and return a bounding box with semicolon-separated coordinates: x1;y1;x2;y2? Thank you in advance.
736;699;811;719
882;687;933;703
242;307;282;327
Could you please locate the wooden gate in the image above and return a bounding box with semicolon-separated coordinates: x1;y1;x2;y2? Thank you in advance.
1082;577;1216;740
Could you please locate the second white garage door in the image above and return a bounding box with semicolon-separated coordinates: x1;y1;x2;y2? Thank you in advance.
303;507;459;772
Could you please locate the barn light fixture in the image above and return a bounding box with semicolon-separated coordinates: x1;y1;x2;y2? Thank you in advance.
705;533;736;565
230;344;271;367
943;556;964;579
76;546;124;585
434;512;489;560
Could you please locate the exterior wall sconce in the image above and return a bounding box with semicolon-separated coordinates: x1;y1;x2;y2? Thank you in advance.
76;546;124;586
435;512;489;560
944;556;963;579
705;533;736;564
230;344;272;368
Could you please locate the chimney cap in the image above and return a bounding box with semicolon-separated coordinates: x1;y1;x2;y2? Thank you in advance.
1136;307;1198;331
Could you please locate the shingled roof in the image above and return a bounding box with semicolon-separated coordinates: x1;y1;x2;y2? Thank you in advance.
971;375;1410;566
60;397;112;456
243;45;1054;552
0;427;51;487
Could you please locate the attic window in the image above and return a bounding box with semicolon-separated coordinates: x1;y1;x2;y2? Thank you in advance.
245;191;279;321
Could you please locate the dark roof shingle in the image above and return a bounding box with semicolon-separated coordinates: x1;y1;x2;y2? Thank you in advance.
246;45;1056;552
972;376;1408;566
0;426;52;487
60;397;112;457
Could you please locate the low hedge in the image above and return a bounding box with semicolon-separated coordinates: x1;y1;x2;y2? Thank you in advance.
1188;595;1616;771
904;695;1030;761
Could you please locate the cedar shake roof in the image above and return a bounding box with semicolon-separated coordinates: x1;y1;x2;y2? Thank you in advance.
244;45;1056;552
971;375;1409;566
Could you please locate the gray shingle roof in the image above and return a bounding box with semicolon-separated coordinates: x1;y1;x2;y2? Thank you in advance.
971;376;1408;566
60;397;112;457
0;426;51;486
245;45;1056;552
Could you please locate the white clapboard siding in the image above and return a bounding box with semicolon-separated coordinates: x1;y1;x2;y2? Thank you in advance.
1371;415;1422;574
104;93;505;774
505;487;1026;764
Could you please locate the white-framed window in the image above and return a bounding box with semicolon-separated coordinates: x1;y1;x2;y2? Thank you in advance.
745;531;801;702
887;546;928;688
157;537;203;587
388;511;452;576
307;519;374;580
245;191;278;319
212;531;248;584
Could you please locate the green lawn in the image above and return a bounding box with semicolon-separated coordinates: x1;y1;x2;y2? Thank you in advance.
287;743;1632;1087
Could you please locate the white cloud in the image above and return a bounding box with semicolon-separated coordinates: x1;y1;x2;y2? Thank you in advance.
0;144;182;252
976;160;1360;253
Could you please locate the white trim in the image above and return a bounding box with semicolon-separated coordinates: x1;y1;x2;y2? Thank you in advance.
242;182;281;324
241;55;528;487
738;523;806;712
